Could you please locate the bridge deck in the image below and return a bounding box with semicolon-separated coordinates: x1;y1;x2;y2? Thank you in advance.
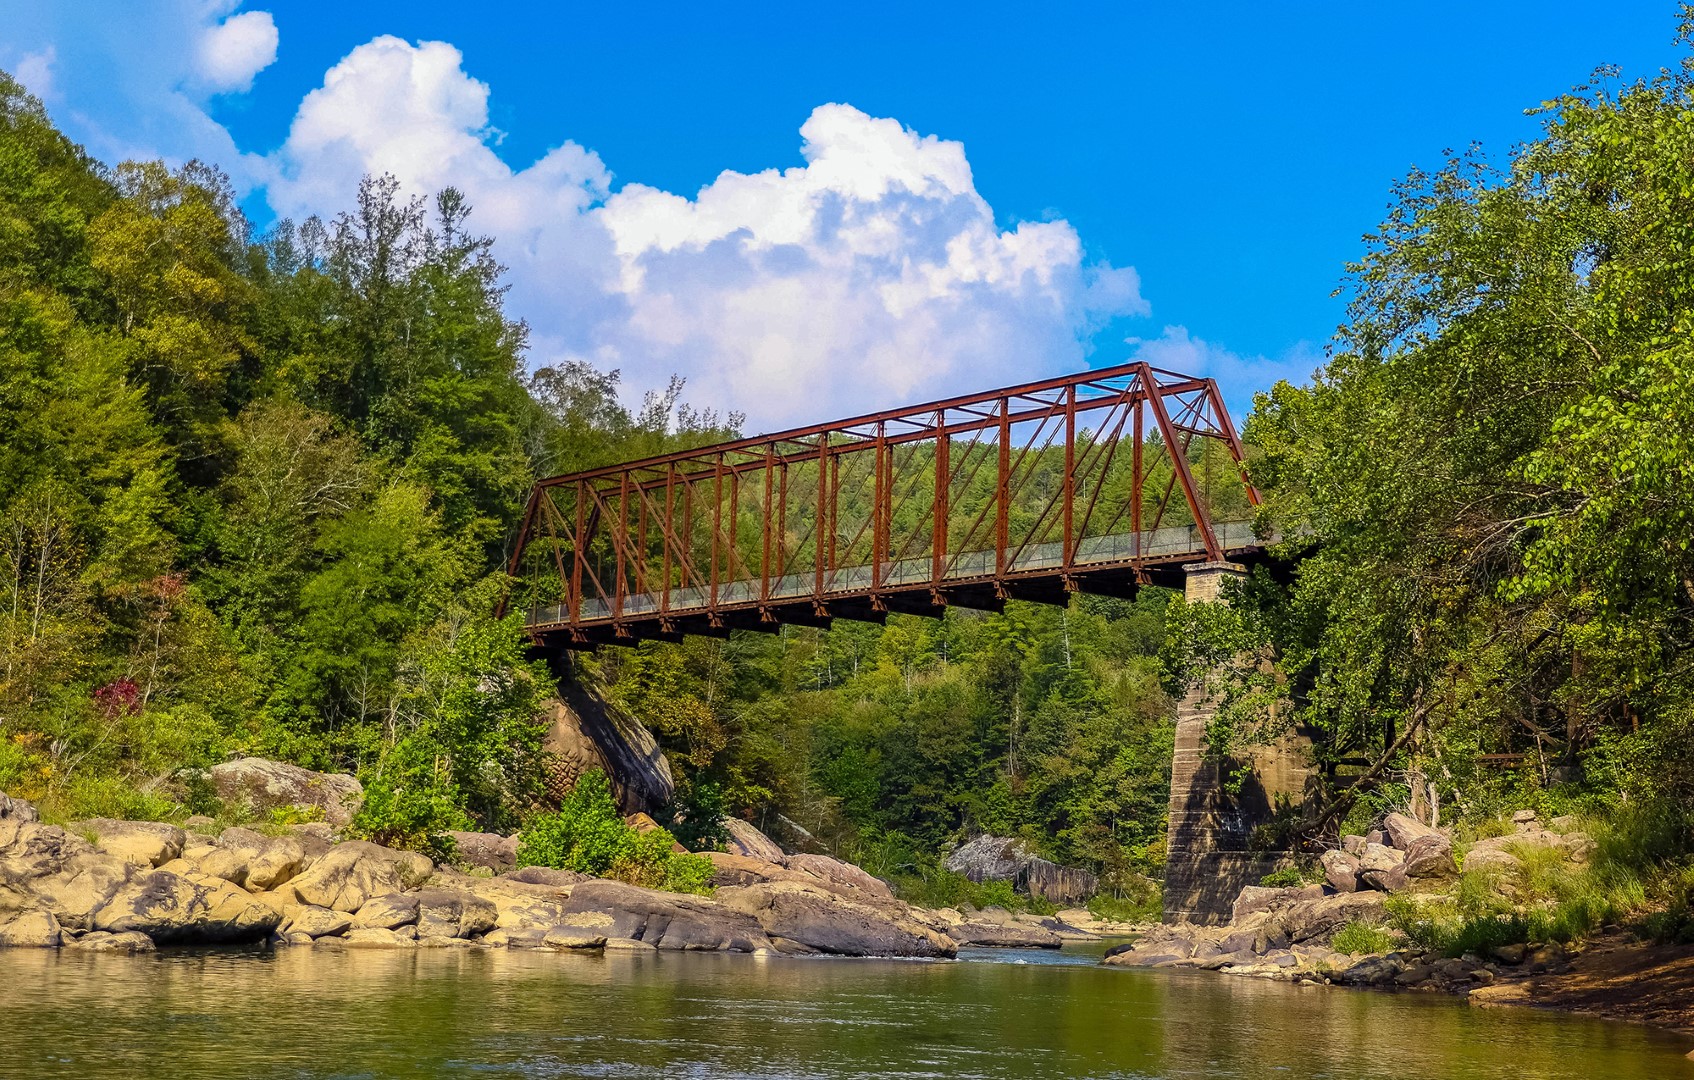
525;521;1259;644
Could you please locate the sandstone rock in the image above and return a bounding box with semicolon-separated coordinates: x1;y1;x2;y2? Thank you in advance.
195;828;307;892
703;851;783;888
208;758;364;826
25;848;135;931
949;921;1062;948
281;903;352;938
1;818;93;879
1357;865;1409;893
1462;845;1522;874
1271;890;1388;945
721;817;787;862
560;880;773;953
285;823;338;861
1357;843;1403;873
540;678;674;816
1232;885;1304;923
93;868;282;944
715;880;955;958
942;834;1099;904
0;908;60;947
66;930;155;952
1401;833;1457;880
1365;830;1386;847
0;791;37;822
542;926;607;949
1340;835;1366;856
1321;849;1360;893
287;841;432;912
1491;942;1527;964
72;819;185;869
1512;809;1538;826
341;927;415;948
483;928;544;949
787;853;892;899
1338;954;1402;986
502;866;590;888
1395;963;1435;985
413;888;497;940
1381;812;1440;851
604;936;658;951
447;831;518;873
352;893;419;930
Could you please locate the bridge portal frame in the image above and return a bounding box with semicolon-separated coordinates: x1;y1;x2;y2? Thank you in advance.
503;362;1260;649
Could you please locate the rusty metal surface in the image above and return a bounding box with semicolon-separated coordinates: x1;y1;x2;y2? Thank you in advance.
504;362;1262;648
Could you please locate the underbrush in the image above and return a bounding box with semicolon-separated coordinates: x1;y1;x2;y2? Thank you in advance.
517;770;714;895
1331;920;1396;955
1386;804;1686;955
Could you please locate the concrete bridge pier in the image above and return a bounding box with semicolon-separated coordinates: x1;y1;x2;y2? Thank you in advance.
1162;562;1310;925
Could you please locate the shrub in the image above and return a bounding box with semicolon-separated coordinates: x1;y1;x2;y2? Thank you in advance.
518;769;713;895
1331;920;1395;955
1088;889;1160;924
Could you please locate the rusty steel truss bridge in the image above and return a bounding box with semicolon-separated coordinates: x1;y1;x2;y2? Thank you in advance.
503;362;1264;650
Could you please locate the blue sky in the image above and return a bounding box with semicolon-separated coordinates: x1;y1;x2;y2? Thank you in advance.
0;2;1682;428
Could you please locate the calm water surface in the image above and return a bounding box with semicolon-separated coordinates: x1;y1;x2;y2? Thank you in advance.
5;941;1690;1078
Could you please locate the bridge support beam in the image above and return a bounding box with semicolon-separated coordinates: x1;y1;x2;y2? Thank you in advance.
1163;562;1313;925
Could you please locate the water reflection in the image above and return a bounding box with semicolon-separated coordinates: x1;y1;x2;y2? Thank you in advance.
4;946;1688;1079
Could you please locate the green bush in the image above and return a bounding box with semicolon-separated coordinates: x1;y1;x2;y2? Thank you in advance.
518;770;713;895
1330;920;1395;955
1088;890;1160;924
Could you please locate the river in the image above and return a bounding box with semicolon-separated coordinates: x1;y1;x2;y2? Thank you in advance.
5;941;1689;1078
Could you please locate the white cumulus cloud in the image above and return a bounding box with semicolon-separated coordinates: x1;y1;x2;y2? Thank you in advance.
266;37;1145;429
0;1;276;188
195;8;278;94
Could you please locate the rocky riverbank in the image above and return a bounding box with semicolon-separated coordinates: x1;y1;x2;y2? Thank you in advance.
0;790;1100;958
1098;808;1694;1034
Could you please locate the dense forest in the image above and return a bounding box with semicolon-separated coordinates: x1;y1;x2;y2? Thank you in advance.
3;38;1694;914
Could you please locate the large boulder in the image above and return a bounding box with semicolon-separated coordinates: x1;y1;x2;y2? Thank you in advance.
92;868;282;944
352;893;419;930
286;841;432;912
0;882;59;947
189;828;307;892
71;819;185;869
557;880;772;952
786;854;893;899
1321;849;1360;893
721;818;787;862
1381;812;1440;851
0;819;98;882
280;903;353;938
942;835;1098;904
20;850;135;931
540;676;674;816
1401;832;1458;880
0;792;37;823
207;758;364;826
447;831;518;873
714;880;956;958
949;921;1062;948
413;888;498;940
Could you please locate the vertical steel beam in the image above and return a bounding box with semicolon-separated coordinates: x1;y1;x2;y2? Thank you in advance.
570;482;586;626
662;464;675;614
1131;397;1144;557
995;397;1010;576
1062;384;1076;569
814;435;829;598
710;454;723;609
761;442;774;603
880;423;894;592
614;475;628;619
932;408;949;585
